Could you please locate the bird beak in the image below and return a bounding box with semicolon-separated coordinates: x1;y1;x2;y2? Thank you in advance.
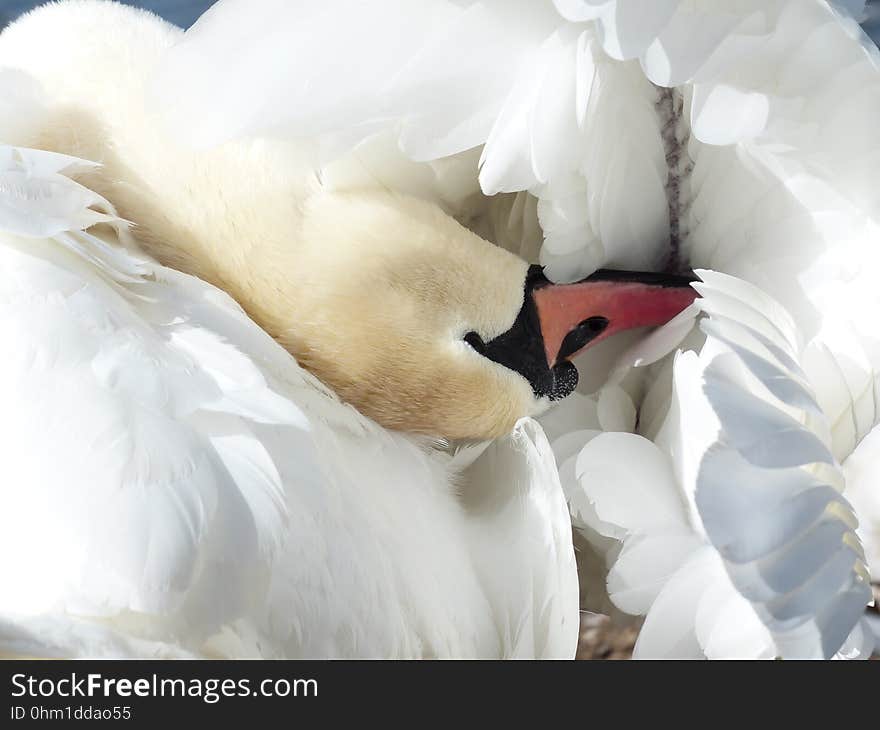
476;266;698;402
531;268;699;369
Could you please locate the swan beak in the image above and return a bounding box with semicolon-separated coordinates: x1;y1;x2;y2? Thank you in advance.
475;266;698;402
531;267;699;372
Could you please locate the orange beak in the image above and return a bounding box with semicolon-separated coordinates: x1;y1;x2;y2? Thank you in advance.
532;269;699;368
469;267;699;401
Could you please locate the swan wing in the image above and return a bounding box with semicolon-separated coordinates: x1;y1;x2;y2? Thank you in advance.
561;272;875;659
153;0;560;160
152;1;880;285
0;144;329;654
458;419;579;658
695;273;872;658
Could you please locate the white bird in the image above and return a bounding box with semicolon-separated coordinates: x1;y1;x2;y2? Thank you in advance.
147;0;880;657
3;0;879;660
157;0;880;658
0;140;587;658
0;1;704;658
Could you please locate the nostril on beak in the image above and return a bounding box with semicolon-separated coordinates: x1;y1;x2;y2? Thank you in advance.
556;316;609;363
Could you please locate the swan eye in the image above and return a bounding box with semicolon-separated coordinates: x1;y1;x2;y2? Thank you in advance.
464;331;487;354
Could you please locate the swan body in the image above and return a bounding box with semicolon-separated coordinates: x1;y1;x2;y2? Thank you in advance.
0;3;587;658
2;0;879;660
156;0;878;657
0;142;579;658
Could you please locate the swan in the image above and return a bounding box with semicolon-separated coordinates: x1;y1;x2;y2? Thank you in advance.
0;1;701;658
2;0;878;659
0;142;589;658
0;0;696;441
142;0;880;658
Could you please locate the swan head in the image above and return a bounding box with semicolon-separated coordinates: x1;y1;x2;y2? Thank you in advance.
260;191;697;440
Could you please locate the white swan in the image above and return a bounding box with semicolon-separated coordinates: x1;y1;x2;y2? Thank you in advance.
0;141;585;658
0;0;697;440
0;1;704;658
145;0;880;657
3;0;878;659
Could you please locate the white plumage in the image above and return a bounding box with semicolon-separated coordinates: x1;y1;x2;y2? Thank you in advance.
0;143;577;658
1;0;879;659
561;273;875;659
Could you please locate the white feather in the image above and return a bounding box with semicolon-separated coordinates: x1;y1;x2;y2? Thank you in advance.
569;273;874;658
7;0;880;660
0;143;578;658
